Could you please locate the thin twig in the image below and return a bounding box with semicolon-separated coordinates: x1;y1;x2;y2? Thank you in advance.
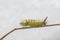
46;24;60;26
0;23;60;40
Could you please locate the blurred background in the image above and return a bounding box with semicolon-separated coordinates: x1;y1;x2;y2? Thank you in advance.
0;0;60;40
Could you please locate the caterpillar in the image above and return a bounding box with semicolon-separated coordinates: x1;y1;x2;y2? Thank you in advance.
20;17;48;27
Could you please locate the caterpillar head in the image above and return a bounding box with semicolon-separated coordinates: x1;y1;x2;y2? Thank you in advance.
20;20;28;26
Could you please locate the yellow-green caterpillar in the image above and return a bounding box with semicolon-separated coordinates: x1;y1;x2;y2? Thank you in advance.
20;17;47;27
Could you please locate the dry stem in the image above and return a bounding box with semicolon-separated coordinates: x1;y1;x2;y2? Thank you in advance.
0;23;60;40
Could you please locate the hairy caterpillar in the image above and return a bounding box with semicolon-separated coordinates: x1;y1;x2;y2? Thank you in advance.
20;17;47;27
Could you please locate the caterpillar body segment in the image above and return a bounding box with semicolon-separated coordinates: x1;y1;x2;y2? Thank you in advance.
20;17;48;27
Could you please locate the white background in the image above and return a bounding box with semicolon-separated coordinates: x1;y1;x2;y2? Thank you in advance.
0;0;60;40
